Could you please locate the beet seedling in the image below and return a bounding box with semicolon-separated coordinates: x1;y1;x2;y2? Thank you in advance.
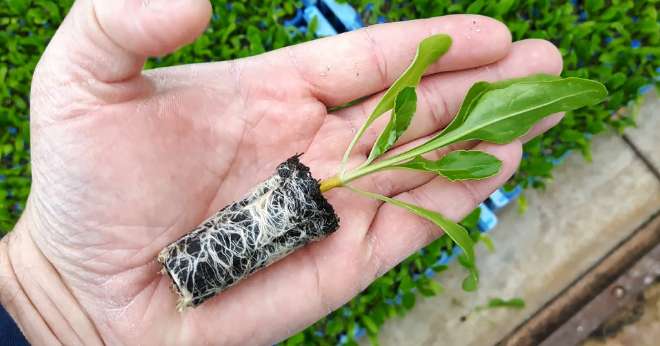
159;34;607;310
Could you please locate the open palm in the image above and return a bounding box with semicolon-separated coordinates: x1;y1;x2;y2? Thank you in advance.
4;0;563;345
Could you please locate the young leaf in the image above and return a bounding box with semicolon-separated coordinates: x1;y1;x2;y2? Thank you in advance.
284;332;305;345
396;150;502;181
476;297;526;311
426;280;444;295
479;233;495;253
402;292;416;310
460;207;481;230
432;264;448;273
372;76;608;169
367;87;417;162
462;271;479;292
349;188;480;290
360;316;379;335
458;253;479;292
367;334;381;346
339;75;607;187
418;278;444;297
421;76;608;148
348;187;476;272
340;34;452;170
399;274;414;292
325;319;344;336
440;75;559;137
487;297;525;309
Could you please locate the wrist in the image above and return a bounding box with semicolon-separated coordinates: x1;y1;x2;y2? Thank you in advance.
0;213;102;345
0;217;58;344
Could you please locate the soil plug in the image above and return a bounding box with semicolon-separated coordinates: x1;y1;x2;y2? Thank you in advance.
158;156;338;310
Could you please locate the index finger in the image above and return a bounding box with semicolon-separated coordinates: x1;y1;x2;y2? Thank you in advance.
275;15;512;106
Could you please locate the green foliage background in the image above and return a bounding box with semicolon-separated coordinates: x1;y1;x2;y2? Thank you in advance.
1;0;658;343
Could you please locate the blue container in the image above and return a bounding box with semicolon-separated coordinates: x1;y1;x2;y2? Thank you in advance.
501;185;523;199
477;203;498;232
283;8;305;27
285;0;363;37
303;6;337;37
487;189;510;211
435;250;451;266
319;0;363;32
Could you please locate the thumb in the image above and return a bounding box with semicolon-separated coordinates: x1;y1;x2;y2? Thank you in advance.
33;0;211;100
94;0;212;60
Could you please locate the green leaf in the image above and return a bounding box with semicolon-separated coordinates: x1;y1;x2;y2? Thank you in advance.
432;264;448;273
490;297;525;309
399;274;414;292
402;292;416;310
462;271;479;292
367;87;417;162
440;75;558;137
349;187;477;281
426;280;444;295
387;76;607;164
369;35;451;125
396;150;502;181
440;76;607;145
479;233;495;253
466;0;485;13
458;253;479;292
6;0;30;14
477;297;526;311
284;332;305;345
517;194;528;214
418;278;443;297
585;0;605;13
326;318;344;336
372;305;386;325
496;0;515;16
461;207;481;229
341;34;452;169
361;316;379;335
367;333;381;346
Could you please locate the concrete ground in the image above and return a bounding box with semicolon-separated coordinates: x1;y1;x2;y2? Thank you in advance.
583;281;660;346
375;92;660;346
625;281;660;346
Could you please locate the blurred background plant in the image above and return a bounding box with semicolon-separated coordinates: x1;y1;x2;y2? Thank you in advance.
0;0;657;344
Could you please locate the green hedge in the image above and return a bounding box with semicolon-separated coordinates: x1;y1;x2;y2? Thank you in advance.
0;0;658;344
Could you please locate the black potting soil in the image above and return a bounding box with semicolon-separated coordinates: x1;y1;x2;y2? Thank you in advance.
158;155;339;310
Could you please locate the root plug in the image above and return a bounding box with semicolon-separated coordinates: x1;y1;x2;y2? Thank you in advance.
158;156;339;310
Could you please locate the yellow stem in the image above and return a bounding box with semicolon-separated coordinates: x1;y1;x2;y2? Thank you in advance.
319;175;342;193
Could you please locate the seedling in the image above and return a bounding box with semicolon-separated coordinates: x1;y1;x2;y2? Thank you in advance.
158;34;607;310
475;297;526;312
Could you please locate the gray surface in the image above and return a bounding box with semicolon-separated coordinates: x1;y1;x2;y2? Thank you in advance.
625;92;660;171
583;282;660;346
375;94;660;346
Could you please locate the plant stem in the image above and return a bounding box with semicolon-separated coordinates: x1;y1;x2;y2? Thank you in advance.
320;133;459;193
341;133;458;184
319;175;342;192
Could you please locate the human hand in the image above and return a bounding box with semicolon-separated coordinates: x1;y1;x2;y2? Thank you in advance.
0;0;563;344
